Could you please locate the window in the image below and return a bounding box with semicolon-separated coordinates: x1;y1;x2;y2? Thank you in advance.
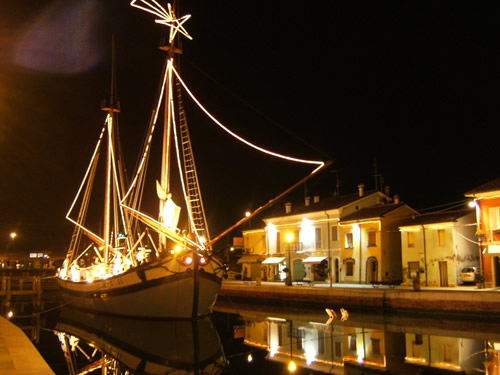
335;341;342;357
368;231;376;247
345;233;353;248
407;231;415;248
315;228;322;249
371;338;381;356
438;229;446;246
331;226;338;242
318;330;325;354
345;260;355;276
349;335;357;352
443;344;452;362
276;231;281;253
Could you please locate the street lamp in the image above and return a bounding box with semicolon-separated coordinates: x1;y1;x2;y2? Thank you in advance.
9;232;17;250
286;233;294;286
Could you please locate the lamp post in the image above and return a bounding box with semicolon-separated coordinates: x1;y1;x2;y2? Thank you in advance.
286;233;294;286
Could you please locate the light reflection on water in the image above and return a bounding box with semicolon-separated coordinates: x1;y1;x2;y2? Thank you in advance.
5;296;500;374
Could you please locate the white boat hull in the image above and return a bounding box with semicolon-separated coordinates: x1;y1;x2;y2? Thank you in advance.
57;260;221;319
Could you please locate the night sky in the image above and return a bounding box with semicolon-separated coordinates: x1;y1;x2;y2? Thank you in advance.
1;1;499;254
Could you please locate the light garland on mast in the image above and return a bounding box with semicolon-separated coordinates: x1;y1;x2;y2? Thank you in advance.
172;65;325;172
130;0;192;43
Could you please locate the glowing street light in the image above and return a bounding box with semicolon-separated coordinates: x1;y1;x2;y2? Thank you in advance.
9;232;17;251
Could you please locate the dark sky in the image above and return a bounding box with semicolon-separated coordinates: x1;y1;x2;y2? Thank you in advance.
1;1;499;254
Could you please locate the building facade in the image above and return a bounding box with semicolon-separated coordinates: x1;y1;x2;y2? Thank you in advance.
465;178;500;287
399;209;478;287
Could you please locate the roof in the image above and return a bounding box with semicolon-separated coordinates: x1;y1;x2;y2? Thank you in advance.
264;190;391;219
465;177;500;196
340;203;412;222
398;208;474;227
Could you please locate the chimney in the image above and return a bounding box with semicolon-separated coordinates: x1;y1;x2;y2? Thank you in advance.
313;195;320;203
358;184;365;197
285;202;292;214
394;195;400;204
305;196;311;206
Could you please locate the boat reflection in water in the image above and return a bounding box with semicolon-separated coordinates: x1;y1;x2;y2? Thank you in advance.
54;307;227;374
215;300;500;375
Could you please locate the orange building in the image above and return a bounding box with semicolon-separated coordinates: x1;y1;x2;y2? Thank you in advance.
465;178;500;288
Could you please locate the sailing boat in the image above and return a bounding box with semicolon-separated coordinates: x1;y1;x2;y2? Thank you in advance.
57;0;329;319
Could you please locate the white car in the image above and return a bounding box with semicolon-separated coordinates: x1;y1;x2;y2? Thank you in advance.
459;267;480;284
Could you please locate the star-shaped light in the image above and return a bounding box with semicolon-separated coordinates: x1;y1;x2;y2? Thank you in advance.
130;0;192;43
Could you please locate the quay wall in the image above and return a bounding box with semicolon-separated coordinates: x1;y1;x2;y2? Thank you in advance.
219;283;500;317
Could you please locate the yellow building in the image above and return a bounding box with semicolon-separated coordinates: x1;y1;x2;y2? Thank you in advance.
339;203;417;284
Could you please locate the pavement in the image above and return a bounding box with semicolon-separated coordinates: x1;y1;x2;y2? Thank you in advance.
223;279;500;291
0;316;54;375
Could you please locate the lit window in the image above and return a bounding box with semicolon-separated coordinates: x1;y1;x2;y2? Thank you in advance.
438;229;446;246
368;231;376;247
345;233;353;248
407;232;415;248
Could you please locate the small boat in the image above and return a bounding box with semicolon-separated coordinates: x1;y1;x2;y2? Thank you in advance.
54;307;226;375
56;0;329;319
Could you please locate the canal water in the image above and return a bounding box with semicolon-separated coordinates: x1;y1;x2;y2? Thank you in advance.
4;290;500;374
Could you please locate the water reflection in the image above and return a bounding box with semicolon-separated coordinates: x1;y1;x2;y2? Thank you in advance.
214;300;500;375
54;307;227;374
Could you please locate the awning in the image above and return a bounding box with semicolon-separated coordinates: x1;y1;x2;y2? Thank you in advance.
262;257;286;264
302;256;327;264
486;245;500;254
237;255;264;264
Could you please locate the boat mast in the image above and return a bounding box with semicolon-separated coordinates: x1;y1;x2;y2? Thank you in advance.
159;0;182;243
101;38;120;263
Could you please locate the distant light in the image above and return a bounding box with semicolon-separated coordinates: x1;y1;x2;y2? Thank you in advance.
245;211;251;217
468;201;476;208
9;232;17;239
286;233;295;244
6;311;13;319
247;354;253;362
288;360;297;372
174;245;182;253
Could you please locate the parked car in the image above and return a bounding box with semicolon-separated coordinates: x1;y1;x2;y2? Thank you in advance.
459;267;480;284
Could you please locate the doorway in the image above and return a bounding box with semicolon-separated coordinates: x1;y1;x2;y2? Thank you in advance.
366;257;378;283
439;261;448;287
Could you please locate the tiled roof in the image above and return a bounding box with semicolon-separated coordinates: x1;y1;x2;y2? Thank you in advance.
263;190;391;219
340;203;410;222
465;177;500;195
398;208;474;227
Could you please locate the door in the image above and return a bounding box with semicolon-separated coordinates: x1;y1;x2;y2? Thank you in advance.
334;258;340;283
439;261;448;287
366;257;378;283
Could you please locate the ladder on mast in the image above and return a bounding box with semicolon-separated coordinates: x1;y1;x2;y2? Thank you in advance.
175;80;210;243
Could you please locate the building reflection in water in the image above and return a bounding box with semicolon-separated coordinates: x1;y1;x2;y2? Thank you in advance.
215;300;500;374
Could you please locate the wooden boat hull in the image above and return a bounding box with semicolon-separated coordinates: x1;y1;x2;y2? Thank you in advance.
55;307;226;374
57;260;221;319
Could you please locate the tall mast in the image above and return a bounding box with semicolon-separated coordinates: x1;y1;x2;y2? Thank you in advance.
101;37;120;263
159;0;182;230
